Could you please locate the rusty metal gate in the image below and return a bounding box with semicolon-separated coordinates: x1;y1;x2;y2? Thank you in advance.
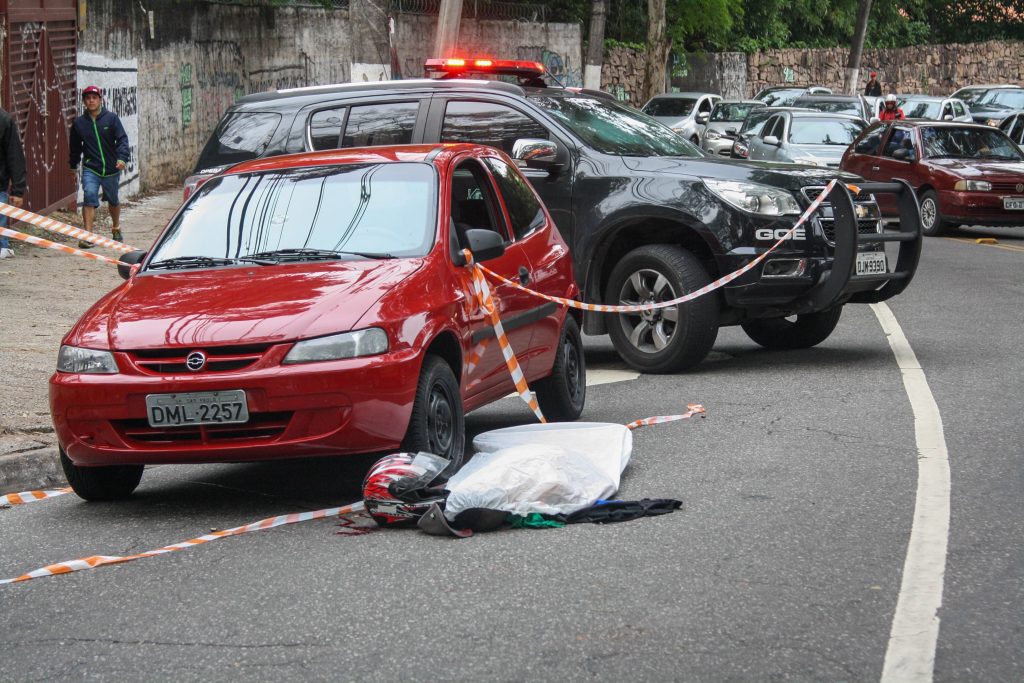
2;0;78;214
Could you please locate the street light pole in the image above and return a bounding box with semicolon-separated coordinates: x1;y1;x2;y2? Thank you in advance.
844;0;873;95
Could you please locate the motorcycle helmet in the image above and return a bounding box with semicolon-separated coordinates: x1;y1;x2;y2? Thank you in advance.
362;452;451;527
884;94;897;105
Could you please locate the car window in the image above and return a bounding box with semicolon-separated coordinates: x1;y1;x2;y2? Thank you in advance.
795;98;861;117
309;107;346;151
757;88;805;107
882;127;914;158
899;98;941;119
711;102;761;122
195;111;282;168
920;126;1024;160
740;108;773;135
450;160;508;248
341;102;418;148
698;98;713;114
1011;117;1024;144
642;98;696;117
854;126;887;155
482;157;545;240
941;104;953;119
151;162;437;264
953;101;966;118
441;100;548;155
789;117;864;145
762;116;782;139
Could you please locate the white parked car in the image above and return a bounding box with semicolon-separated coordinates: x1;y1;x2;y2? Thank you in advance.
641;92;721;144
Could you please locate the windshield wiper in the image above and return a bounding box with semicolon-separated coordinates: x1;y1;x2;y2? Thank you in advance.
148;256;243;270
979;153;1019;160
244;247;395;262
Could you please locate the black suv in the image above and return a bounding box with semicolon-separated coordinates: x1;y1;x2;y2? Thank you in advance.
190;64;921;373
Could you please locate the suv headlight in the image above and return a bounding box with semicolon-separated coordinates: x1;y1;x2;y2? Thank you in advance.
954;180;991;191
702;179;801;216
283;328;388;364
57;345;118;374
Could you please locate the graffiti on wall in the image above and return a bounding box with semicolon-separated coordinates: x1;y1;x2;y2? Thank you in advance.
77;52;140;200
180;63;194;128
517;46;582;87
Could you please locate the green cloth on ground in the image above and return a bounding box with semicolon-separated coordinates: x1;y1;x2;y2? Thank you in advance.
508;513;565;529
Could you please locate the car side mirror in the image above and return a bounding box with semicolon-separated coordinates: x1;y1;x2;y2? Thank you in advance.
943;114;953;121
117;250;146;280
453;228;505;265
763;135;781;146
513;137;560;168
696;112;710;124
724;127;737;135
870;116;880;124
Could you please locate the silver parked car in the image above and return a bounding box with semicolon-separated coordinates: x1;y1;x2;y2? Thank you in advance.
700;100;765;156
998;111;1024;145
950;83;1017;108
792;94;873;120
753;85;832;107
897;95;972;122
746;110;866;167
641;92;721;144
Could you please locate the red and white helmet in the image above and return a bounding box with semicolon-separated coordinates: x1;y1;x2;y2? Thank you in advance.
362;452;451;527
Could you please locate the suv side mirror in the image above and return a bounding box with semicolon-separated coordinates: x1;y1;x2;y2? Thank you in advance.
117;249;146;280
452;228;505;266
513;138;558;167
763;135;781;147
696;112;710;124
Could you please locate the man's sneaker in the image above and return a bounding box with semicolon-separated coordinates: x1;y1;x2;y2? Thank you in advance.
111;229;123;243
78;240;94;249
0;247;13;259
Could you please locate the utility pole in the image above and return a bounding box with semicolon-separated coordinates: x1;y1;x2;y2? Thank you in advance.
641;0;670;104
433;0;463;59
584;0;607;90
844;0;873;95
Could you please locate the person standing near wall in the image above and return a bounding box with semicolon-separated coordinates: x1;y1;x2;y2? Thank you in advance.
69;85;130;246
0;106;27;259
864;71;882;97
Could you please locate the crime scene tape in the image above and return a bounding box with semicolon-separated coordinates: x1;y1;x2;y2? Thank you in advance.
0;201;139;252
0;226;123;266
0;501;365;585
477;178;842;314
626;404;705;430
0;487;72;507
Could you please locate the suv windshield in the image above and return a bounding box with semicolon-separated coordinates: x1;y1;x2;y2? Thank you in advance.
195;111;282;170
641;98;696;117
795;98;862;117
899;98;941;119
150;162;436;267
921;126;1023;160
532;95;701;157
789;118;865;145
756;88;807;107
979;89;1024;109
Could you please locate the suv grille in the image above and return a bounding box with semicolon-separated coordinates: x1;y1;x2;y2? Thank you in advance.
801;186;883;243
126;343;272;374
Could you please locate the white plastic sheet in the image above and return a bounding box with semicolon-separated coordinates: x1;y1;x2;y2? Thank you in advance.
444;422;633;520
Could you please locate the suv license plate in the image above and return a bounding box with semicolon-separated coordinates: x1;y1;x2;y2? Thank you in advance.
146;390;249;428
1003;197;1024;210
856;252;887;276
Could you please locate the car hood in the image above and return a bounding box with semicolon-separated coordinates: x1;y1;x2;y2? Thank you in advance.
969;105;1013;118
785;143;849;166
927;157;1024;178
67;259;424;350
705;121;741;135
621;155;862;190
650;115;691;128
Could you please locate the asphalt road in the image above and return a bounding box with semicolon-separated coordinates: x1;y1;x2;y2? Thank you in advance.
1;226;1021;681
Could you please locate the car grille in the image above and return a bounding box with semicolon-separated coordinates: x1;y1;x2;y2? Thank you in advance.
126;343;272;374
112;412;292;444
801;186;883;243
989;181;1024;194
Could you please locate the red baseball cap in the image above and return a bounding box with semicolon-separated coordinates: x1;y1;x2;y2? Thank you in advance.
82;85;102;99
870;71;877;78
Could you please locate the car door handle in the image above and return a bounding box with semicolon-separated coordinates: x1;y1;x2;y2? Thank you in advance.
871;166;880;171
518;266;530;287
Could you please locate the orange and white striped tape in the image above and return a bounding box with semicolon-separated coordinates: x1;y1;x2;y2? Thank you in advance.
626;404;705;430
0;226;123;266
0;501;365;585
478;179;841;314
463;249;547;423
0;201;138;252
0;487;72;507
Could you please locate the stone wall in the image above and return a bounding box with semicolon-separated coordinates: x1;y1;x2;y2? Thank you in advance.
601;45;645;105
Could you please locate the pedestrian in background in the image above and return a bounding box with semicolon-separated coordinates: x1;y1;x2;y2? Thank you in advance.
0;105;27;259
864;71;882;97
69;85;129;247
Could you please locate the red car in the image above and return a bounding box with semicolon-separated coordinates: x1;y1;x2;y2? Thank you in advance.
841;120;1024;235
50;144;585;500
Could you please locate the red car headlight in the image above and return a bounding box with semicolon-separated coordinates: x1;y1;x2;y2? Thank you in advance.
282;328;389;364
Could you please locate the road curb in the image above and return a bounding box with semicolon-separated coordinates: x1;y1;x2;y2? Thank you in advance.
0;447;66;493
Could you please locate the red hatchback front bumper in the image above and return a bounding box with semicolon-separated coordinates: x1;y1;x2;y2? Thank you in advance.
940;189;1024;226
49;343;422;467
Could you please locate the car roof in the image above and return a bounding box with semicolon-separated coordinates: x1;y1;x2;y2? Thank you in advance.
648;92;715;99
222;143;489;176
788;110;863;119
897;94;947;101
793;94;860;102
953;83;1016;90
715;99;763;105
879;120;997;130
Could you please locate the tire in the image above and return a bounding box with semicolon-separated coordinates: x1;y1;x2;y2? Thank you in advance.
534;315;586;421
691;135;700;146
59;447;143;501
402;355;465;472
741;306;844;350
919;189;948;237
605;244;719;374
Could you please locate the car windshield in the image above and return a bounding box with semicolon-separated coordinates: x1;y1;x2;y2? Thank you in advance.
789;118;865;145
954;88;988;105
756;89;806;107
195;111;282;170
797;99;862;116
710;103;761;122
740;109;774;135
899;98;942;119
920;126;1024;160
532;95;701;157
979;89;1024;109
149;163;436;267
642;97;697;117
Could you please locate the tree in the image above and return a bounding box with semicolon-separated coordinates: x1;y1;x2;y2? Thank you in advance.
641;0;670;103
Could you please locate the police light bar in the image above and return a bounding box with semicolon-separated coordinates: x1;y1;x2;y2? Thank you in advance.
424;58;545;79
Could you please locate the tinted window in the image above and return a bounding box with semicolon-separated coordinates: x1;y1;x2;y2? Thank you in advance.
152;163;436;265
531;95;701;157
710;102;761;122
341;102;417;148
698;98;713;113
441;101;548;154
642;98;696;117
762;116;782;139
483;157;545;239
883;128;914;158
309;107;346;150
854;126;886;155
789;118;864;145
196;111;281;168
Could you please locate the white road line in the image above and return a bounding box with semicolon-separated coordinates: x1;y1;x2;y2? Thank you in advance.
586;365;640;386
872;302;951;683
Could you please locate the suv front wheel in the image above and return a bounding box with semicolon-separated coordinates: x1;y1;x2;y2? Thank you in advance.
605;244;719;374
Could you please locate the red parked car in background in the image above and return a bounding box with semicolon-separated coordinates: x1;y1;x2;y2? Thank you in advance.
50;144;585;500
841;120;1024;235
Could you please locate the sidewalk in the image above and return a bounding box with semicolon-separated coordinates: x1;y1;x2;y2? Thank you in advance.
0;187;184;492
